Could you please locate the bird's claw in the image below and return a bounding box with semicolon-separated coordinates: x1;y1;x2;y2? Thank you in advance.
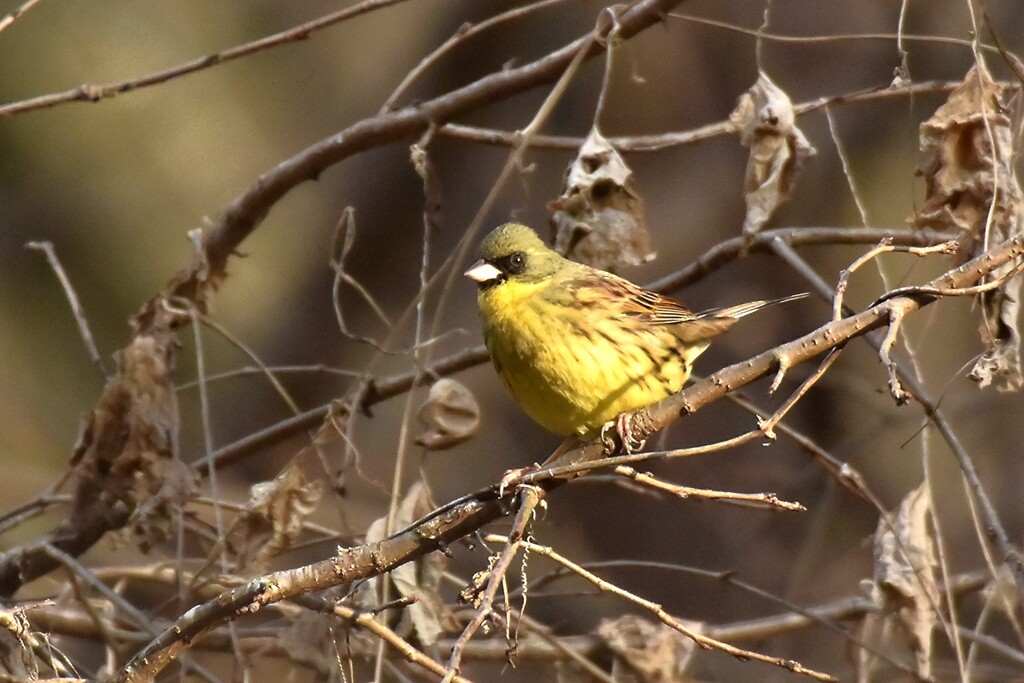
601;412;648;454
498;463;541;496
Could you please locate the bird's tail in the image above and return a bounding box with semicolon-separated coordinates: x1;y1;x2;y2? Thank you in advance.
671;293;807;343
699;292;808;321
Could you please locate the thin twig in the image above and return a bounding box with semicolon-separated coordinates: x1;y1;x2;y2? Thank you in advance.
670;12;992;52
42;544;222;683
0;0;415;118
438;80;990;152
612;466;805;511
825;106;871;227
486;535;836;681
442;486;543;682
0;0;45;35
326;602;472;683
768;237;1024;603
25;241;108;378
833;239;958;321
381;0;571;112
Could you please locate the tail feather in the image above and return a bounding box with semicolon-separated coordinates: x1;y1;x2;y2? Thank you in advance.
670;292;806;343
698;292;808;321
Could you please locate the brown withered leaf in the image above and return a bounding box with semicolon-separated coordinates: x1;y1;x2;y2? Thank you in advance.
548;127;654;271
973;291;1023;391
365;482;453;646
730;72;816;239
415;378;480;450
598;614;698;683
857;484;939;681
237;462;322;571
69;331;182;550
915;62;1024;391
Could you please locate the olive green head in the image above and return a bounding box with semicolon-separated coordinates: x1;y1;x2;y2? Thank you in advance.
464;223;565;289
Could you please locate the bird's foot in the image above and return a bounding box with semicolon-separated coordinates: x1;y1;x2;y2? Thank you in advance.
499;463;541;496
601;411;649;454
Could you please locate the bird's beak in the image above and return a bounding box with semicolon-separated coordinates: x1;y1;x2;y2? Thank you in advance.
464;259;503;284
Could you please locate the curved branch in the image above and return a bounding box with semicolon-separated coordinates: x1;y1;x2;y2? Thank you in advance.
113;235;1024;682
132;0;685;334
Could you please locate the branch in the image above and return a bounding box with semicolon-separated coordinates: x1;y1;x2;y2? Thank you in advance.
199;226;955;474
131;0;685;335
0;0;683;600
0;0;415;118
111;235;1024;681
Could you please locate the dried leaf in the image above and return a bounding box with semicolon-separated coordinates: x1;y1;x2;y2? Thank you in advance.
238;462;322;570
864;484;939;680
366;482;454;646
70;331;182;550
972;291;1023;391
548;127;654;271
730;72;816;238
914;63;1024;391
598;614;698;683
415;378;480;450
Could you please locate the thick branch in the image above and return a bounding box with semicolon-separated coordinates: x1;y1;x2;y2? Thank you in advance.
112;236;1024;681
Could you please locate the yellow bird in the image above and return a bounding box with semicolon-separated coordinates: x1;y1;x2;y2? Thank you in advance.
465;223;802;448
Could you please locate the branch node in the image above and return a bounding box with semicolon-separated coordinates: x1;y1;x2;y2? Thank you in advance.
768;355;789;395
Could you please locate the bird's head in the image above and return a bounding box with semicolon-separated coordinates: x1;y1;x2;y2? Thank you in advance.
464;223;563;290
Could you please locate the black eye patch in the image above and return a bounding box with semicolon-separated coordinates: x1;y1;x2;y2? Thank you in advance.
493;251;528;276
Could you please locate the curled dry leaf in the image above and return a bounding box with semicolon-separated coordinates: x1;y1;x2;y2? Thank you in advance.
365;482;453;646
730;72;816;239
548;127;654;271
857;484;939;681
914;62;1024;391
240;462;322;571
415;378;480;450
70;331;182;550
598;614;698;683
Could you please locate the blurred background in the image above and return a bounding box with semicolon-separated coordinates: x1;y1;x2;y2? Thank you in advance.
2;0;1024;680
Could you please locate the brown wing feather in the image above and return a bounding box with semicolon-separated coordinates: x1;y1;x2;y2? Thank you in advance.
558;271;696;323
556;270;805;343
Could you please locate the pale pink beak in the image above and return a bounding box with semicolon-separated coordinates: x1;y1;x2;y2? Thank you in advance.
464;260;503;284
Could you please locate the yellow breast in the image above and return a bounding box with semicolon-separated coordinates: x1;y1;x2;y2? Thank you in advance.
478;280;705;437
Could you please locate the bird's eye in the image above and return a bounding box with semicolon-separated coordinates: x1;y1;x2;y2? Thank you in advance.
508;252;526;274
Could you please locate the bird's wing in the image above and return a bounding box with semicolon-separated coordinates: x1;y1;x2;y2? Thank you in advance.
553;270;698;324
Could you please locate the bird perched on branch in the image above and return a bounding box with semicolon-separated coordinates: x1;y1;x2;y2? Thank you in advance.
465;223;804;451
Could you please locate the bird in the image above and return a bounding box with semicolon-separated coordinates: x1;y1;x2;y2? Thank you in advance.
464;222;804;452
